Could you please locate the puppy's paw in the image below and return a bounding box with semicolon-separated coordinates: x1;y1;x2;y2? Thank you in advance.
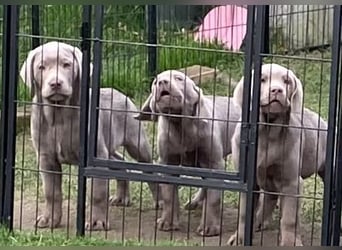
85;219;110;231
157;217;179;231
35;214;60;228
109;195;131;207
184;199;202;210
196;224;220;237
36;215;50;228
227;231;243;246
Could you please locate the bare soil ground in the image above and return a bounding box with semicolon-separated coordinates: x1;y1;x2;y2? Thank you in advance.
13;197;321;246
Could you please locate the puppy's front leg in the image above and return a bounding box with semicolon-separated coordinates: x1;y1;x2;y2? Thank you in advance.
227;192;247;245
85;138;110;231
279;177;303;246
184;188;205;210
157;183;180;231
37;155;63;229
86;178;110;231
110;180;130;207
109;154;131;207
197;187;221;236
254;192;278;231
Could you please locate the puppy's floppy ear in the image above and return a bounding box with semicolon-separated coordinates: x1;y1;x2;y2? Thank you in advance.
233;70;255;110
69;44;93;81
19;46;40;89
192;85;210;124
133;94;158;122
232;76;245;109
289;70;303;113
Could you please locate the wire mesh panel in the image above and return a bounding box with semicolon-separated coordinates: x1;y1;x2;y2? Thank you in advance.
269;5;334;53
84;5;245;246
1;4;342;247
13;5;84;237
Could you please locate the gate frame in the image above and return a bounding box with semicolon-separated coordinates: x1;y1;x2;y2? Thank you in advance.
0;5;19;230
321;5;342;246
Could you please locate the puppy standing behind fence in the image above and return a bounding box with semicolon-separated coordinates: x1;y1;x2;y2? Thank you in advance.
135;70;241;236
227;63;327;246
19;41;160;231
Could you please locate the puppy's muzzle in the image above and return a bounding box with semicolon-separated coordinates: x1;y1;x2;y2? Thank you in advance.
155;79;171;100
49;80;63;91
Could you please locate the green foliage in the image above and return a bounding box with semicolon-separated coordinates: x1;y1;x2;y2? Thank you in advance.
13;5;244;103
0;226;193;246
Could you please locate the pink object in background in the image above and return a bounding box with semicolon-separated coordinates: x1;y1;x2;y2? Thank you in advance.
194;5;248;51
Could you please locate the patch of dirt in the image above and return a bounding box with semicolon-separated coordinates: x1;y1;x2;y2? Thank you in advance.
13;198;321;246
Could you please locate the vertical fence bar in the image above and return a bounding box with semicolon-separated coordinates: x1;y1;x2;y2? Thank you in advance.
262;5;269;54
2;5;19;230
243;5;265;246
0;5;11;222
76;4;92;236
321;5;342;246
88;4;103;162
146;5;157;78
331;7;342;244
31;5;40;49
239;6;255;183
332;55;342;245
237;5;256;244
31;5;40;98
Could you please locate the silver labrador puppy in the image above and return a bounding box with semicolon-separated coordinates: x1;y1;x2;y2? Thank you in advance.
227;63;327;246
19;41;159;231
135;70;241;236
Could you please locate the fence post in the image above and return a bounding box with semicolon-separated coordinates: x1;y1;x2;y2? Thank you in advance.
330;6;342;246
31;5;40;49
76;4;92;236
321;5;342;246
146;5;157;79
243;5;266;246
236;5;257;245
332;58;342;245
88;4;104;160
262;5;269;54
0;5;11;224
1;5;19;231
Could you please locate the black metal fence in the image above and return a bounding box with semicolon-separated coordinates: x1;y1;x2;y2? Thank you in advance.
0;4;341;246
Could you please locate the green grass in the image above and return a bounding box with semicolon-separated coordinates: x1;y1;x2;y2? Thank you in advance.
0;227;194;246
14;5;246;104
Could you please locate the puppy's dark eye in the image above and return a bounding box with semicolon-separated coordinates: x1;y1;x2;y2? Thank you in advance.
261;78;266;83
63;62;71;68
38;65;45;70
284;79;291;84
175;76;184;81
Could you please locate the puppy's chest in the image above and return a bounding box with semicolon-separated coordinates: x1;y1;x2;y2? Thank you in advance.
54;123;80;164
257;136;290;168
168;129;200;153
159;120;200;154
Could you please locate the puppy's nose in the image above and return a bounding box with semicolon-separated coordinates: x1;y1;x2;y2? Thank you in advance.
157;79;169;86
271;87;283;95
49;80;62;90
